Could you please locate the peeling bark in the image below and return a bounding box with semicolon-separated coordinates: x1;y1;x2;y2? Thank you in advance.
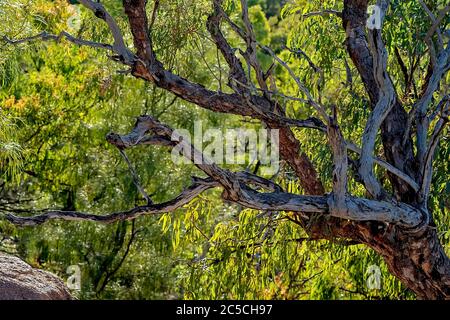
2;0;450;299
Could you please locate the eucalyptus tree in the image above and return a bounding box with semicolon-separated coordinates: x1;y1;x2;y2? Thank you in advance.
1;0;450;299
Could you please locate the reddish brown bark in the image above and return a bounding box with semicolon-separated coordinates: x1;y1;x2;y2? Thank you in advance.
120;0;450;299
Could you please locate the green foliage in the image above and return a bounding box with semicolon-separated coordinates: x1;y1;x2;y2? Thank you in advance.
0;0;448;300
0;110;22;180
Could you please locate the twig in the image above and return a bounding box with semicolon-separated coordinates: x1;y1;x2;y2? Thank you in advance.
118;149;152;205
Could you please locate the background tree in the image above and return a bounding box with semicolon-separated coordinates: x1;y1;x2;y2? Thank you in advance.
0;0;449;299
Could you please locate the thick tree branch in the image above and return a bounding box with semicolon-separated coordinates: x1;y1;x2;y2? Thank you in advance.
207;0;250;95
342;0;418;202
239;0;269;94
107;116;423;228
2;0;449;300
79;0;135;64
3;178;216;226
414;46;450;171
4;116;425;229
328;107;348;208
121;0;325;195
2;0;136;65
359;3;396;199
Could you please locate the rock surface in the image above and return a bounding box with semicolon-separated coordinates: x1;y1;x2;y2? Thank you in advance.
0;252;72;300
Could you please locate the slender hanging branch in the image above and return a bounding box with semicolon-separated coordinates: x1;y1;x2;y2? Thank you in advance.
118;148;153;205
78;0;135;64
2;31;112;51
258;43;329;121
299;9;342;19
2;178;217;227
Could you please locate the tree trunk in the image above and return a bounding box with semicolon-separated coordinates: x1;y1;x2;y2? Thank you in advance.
364;222;450;299
4;0;450;300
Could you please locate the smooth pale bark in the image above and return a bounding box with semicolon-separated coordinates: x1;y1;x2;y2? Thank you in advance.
2;0;449;299
342;0;450;299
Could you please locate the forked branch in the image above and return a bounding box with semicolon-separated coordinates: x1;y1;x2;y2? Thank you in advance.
3;116;424;229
